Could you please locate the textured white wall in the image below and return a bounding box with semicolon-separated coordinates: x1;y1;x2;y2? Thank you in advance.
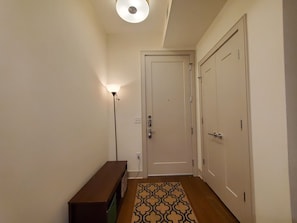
106;33;163;173
196;0;291;222
0;1;109;223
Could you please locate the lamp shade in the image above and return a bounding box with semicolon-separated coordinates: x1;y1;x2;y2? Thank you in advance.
106;84;121;94
116;0;149;23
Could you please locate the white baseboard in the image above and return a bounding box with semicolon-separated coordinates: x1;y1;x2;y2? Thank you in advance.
148;173;192;176
197;168;203;179
128;169;204;179
128;170;144;179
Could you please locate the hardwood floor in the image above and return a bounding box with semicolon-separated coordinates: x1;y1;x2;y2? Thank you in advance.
117;175;239;223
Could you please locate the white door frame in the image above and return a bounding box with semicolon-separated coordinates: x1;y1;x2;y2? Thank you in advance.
141;50;198;178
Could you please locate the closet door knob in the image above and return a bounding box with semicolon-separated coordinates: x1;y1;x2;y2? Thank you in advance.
216;133;223;139
208;132;223;139
208;132;218;138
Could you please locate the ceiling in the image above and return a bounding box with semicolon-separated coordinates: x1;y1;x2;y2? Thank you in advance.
91;0;226;48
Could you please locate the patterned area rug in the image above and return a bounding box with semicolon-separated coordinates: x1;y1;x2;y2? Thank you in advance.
131;182;198;223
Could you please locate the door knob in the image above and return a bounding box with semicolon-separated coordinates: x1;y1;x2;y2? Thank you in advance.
148;129;152;139
147;115;153;138
208;132;218;137
148;115;152;127
208;132;223;139
216;133;223;139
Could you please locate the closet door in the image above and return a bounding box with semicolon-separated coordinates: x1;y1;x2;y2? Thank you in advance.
216;25;249;220
200;17;252;223
201;55;225;198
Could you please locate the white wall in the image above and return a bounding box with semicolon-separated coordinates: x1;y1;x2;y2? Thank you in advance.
283;0;297;222
196;0;292;222
106;33;163;174
0;1;109;223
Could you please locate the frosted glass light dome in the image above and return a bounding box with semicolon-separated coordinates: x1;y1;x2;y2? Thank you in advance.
116;0;149;23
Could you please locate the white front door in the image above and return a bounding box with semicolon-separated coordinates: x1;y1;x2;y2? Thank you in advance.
143;52;195;176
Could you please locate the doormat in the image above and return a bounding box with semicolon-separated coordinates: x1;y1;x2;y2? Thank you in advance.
131;182;198;223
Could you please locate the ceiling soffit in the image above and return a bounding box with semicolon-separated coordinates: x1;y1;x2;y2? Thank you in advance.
163;0;226;48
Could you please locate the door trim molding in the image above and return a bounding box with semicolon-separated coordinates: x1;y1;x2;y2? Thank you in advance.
141;50;197;178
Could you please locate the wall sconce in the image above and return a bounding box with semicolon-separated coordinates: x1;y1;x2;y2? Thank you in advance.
106;84;121;161
116;0;149;23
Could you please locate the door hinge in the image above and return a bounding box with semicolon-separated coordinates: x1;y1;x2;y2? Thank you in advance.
240;120;243;130
192;159;194;167
201;117;204;125
189;63;193;71
189;96;193;103
244;192;246;202
191;127;194;135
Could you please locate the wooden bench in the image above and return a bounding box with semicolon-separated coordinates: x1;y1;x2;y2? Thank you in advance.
68;161;128;223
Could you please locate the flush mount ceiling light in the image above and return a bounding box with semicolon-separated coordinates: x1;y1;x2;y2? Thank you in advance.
116;0;149;23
